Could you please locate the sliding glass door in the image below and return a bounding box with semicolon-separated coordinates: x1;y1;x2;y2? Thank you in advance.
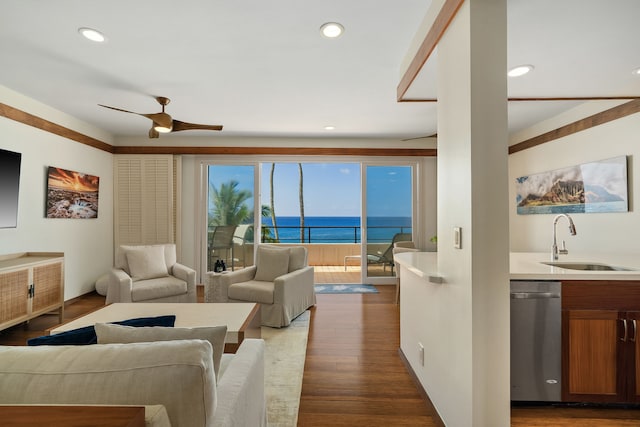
363;164;414;282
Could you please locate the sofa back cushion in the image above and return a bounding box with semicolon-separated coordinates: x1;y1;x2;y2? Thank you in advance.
0;340;216;427
288;246;307;272
254;246;290;282
95;323;227;381
116;244;177;276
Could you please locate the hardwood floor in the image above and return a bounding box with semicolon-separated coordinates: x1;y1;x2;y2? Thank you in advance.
0;267;638;426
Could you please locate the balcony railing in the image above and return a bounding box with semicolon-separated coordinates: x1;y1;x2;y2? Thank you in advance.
260;225;412;244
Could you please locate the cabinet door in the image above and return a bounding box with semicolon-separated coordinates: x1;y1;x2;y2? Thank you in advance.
627;311;640;403
31;261;63;315
562;309;625;402
0;269;29;328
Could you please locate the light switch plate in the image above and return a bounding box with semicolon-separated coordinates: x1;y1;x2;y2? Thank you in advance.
454;227;462;249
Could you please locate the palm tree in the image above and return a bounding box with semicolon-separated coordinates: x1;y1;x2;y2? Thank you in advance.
269;163;280;242
298;163;305;243
208;180;251;226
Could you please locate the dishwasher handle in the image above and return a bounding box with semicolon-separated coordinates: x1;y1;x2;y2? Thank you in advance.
511;291;561;299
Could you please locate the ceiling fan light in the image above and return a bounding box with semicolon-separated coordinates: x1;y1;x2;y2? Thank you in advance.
508;64;534;77
154;123;172;133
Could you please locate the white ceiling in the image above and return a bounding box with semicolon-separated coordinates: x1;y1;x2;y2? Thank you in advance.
1;0;639;142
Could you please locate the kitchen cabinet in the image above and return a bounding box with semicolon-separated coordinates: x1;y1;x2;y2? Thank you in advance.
562;281;640;403
0;252;64;331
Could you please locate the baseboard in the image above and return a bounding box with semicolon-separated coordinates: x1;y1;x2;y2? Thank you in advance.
64;290;102;308
398;347;446;427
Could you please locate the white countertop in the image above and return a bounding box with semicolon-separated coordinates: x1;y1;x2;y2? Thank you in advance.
394;251;640;281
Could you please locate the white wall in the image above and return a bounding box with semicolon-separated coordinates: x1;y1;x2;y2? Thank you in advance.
0;86;114;300
509;102;640;254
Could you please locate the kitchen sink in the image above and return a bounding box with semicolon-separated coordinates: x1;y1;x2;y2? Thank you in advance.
541;262;634;271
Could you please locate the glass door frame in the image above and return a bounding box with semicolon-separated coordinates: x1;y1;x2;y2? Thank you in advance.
361;160;420;285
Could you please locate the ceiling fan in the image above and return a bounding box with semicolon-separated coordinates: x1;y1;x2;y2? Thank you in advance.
99;96;223;138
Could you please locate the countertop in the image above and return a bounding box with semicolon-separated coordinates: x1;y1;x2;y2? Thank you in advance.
393;251;640;282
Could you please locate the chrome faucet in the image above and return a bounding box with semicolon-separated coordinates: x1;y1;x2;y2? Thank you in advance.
552;214;577;260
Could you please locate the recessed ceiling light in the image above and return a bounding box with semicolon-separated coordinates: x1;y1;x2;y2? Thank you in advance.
633;67;640;75
508;64;534;77
324;125;336;130
78;27;106;43
320;22;344;38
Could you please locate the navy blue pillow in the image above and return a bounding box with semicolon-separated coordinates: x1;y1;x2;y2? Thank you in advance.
26;315;176;346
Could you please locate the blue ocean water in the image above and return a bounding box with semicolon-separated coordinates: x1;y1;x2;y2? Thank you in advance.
261;216;411;243
517;201;628;215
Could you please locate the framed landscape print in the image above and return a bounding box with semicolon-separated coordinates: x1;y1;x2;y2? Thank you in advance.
46;166;99;218
516;156;628;215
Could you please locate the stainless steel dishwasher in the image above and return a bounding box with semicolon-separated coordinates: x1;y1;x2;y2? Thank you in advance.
510;280;562;402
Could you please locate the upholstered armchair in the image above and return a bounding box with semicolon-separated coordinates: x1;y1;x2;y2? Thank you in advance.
206;245;316;327
106;243;197;304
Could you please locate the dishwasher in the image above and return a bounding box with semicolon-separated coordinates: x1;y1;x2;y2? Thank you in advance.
510;280;562;402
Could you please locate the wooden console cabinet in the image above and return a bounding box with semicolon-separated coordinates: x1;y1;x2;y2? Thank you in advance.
0;252;64;332
562;280;640;403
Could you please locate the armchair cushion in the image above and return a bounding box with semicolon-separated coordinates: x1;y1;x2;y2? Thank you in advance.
95;323;227;381
288;246;307;272
254;246;290;282
131;275;188;302
126;246;169;281
228;280;274;304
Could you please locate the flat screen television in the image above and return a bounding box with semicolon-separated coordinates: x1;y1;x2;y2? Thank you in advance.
0;148;22;229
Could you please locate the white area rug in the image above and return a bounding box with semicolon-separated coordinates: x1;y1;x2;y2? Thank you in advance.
262;310;310;427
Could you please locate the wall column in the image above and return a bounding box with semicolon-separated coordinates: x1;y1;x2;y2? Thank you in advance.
436;0;510;425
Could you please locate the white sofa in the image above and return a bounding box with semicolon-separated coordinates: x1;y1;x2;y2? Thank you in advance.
0;338;266;427
106;243;197;304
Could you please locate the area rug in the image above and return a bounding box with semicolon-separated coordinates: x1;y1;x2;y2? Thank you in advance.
314;284;379;294
262;310;310;427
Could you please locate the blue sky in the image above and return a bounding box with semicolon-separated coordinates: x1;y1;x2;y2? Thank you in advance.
209;163;411;217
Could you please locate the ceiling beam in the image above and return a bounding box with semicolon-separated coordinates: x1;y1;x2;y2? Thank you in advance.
112;146;436;157
509;98;640;154
0;103;114;153
398;96;640;103
397;0;465;101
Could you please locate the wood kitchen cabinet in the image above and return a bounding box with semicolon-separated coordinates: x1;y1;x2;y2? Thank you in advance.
0;252;64;332
562;281;640;403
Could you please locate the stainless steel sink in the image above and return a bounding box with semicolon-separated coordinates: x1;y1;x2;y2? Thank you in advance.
541;262;634;271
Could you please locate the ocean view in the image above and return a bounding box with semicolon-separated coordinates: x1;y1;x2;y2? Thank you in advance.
261;216;412;243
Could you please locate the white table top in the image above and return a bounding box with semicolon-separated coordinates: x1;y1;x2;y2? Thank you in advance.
50;303;258;343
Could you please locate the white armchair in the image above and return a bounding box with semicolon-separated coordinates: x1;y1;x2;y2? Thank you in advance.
106;244;197;304
206;245;315;328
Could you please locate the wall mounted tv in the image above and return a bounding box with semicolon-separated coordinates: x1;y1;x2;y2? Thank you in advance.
0;148;22;229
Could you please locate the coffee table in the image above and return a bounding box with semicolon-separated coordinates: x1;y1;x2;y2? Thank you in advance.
49;303;261;353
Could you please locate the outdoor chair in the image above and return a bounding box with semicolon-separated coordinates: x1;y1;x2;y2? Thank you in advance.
367;232;412;273
205;245;316;327
209;225;237;271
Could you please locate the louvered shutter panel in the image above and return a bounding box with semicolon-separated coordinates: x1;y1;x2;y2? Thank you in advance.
114;155;174;248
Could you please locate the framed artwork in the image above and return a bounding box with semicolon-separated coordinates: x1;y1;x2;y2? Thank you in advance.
46;166;100;218
516;156;628;215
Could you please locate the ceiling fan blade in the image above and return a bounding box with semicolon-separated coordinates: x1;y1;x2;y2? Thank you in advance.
401;133;437;141
98;104;143;115
171;120;223;132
